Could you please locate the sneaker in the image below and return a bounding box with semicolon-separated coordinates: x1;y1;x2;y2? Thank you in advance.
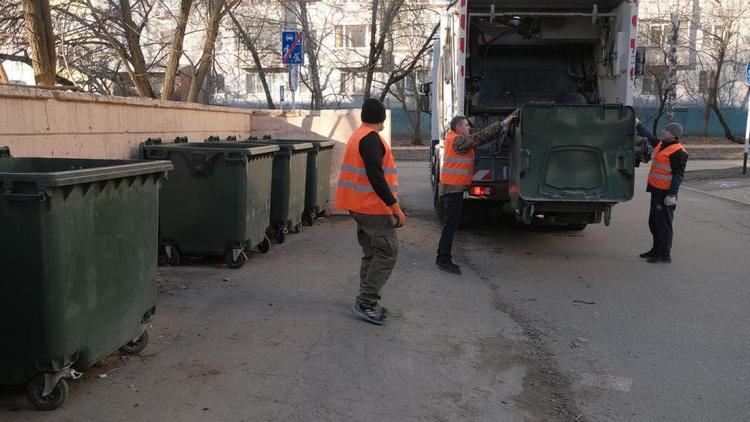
437;261;461;275
639;250;656;259
372;303;389;319
646;255;672;264
351;302;385;325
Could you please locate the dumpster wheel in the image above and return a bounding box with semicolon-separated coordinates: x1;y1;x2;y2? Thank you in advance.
225;250;248;269
275;229;286;244
165;245;181;266
291;222;302;233
257;236;271;254
26;375;69;411
119;330;149;355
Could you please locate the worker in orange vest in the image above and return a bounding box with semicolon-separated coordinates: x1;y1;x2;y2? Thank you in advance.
636;121;688;263
436;114;517;274
335;98;405;325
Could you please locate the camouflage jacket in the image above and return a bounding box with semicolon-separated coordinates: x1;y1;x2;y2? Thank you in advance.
439;121;503;196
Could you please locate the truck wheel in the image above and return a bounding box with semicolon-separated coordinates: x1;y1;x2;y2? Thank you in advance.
27;376;69;411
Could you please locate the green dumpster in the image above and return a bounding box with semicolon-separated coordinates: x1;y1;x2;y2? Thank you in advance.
142;142;279;268
252;138;336;225
242;141;313;243
510;104;635;226
0;151;172;410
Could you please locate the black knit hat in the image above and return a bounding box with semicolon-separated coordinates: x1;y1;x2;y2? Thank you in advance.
361;98;386;124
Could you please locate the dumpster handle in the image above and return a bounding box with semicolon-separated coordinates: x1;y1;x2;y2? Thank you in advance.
224;153;247;163
2;188;46;202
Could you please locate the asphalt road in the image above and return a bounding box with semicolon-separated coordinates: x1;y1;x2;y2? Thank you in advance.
398;160;750;422
2;159;747;422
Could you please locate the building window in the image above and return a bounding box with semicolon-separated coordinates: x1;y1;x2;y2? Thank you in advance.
335;25;368;48
703;25;724;49
246;72;263;94
340;72;365;94
698;70;715;94
641;74;661;95
649;25;664;46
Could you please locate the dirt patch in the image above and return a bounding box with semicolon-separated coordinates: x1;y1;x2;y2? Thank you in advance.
685;166;749;181
462;254;586;422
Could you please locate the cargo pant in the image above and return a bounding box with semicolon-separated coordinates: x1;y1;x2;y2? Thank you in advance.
649;190;674;257
351;212;398;307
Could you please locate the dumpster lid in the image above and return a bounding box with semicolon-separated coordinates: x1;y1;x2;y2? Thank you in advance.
272;139;337;150
143;142;280;156
0;158;174;187
243;141;315;152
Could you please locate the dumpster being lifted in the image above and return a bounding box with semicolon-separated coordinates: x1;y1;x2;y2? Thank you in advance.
142;141;279;268
0;149;173;410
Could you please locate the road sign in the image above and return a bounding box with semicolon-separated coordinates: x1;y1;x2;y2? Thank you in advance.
282;31;304;65
745;61;750;86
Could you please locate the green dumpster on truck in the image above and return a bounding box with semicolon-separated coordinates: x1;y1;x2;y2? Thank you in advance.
242;140;313;244
0;151;172;410
251;138;336;225
142;141;278;268
510;104;636;227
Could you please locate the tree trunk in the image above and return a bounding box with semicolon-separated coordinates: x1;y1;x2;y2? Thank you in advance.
119;0;154;98
710;102;736;142
297;1;323;109
162;0;193;101
364;0;404;99
363;0;380;99
378;23;439;102
188;0;226;103
226;5;275;108
0;61;9;84
20;0;56;85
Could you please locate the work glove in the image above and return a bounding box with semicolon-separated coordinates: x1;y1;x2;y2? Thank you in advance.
664;195;677;207
390;202;406;228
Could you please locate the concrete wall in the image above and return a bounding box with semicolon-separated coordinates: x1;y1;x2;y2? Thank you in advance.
0;85;393;213
0;85;391;158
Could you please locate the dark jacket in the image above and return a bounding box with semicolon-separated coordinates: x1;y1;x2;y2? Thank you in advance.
637;123;688;196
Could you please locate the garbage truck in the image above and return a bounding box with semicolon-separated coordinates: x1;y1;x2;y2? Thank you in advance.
422;0;649;229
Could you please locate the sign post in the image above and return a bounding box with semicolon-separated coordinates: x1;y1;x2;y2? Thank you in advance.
281;30;304;111
279;85;285;111
744;61;750;175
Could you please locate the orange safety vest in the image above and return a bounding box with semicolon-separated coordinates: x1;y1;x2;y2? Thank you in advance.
440;130;475;186
647;141;688;190
335;125;399;215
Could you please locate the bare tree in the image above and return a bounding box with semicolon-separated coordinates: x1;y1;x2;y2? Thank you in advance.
187;0;238;103
81;0;158;97
686;0;750;141
362;0;403;99
20;0;56;85
376;23;438;103
162;0;193;100
225;1;275;108
0;61;9;83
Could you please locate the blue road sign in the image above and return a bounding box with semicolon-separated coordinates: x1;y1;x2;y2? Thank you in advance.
745;61;750;86
282;31;304;65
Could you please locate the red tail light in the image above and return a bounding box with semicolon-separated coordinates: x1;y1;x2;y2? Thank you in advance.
470;186;495;196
